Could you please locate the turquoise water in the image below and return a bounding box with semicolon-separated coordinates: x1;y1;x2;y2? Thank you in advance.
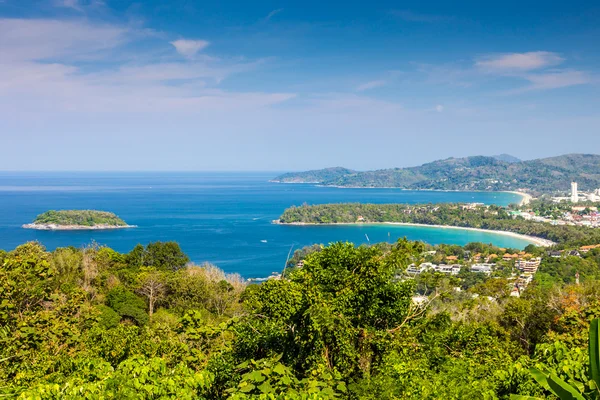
0;172;529;278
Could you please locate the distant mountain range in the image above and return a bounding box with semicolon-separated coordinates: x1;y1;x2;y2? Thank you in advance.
271;154;600;193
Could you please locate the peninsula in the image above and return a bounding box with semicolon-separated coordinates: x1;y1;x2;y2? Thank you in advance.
271;153;600;193
275;202;600;246
23;210;135;230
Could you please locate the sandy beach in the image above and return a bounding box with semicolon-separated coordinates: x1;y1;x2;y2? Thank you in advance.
274;220;554;247
503;191;533;205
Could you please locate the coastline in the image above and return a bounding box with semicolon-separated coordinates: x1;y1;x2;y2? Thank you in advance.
273;220;554;247
271;181;534;206
22;223;137;231
502;191;533;206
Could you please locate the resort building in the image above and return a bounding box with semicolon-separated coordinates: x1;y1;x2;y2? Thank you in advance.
470;263;494;274
580;244;600;253
515;257;541;274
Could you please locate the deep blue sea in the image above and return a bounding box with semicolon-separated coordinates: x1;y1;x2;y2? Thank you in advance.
0;172;529;278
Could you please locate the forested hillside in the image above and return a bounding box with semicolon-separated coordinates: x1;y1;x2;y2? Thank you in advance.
1;238;600;398
272;154;600;192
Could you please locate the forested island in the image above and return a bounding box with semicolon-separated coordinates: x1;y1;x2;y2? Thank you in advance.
23;210;134;230
277;202;600;246
271;153;600;193
2;237;600;398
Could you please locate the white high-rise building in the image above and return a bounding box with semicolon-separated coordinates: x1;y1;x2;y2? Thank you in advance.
571;182;579;203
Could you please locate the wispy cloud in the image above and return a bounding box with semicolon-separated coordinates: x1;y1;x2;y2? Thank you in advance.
356;80;386;91
475;51;593;93
264;8;283;22
515;70;592;92
58;0;82;11
170;39;210;58
0;18;129;62
55;0;105;12
435;105;444;112
417;51;593;94
391;9;452;23
0;18;294;115
476;51;564;72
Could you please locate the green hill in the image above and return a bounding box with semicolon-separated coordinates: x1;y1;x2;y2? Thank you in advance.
31;210;128;227
270;167;356;183
271;154;600;192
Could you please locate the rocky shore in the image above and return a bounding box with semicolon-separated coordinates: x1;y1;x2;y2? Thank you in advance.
22;223;136;231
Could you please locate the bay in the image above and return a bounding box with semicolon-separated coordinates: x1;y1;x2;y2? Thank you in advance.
0;172;528;278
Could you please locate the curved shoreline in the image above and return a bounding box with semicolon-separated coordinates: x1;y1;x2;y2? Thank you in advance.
270;182;532;206
502;191;533;205
23;223;137;231
273;220;554;247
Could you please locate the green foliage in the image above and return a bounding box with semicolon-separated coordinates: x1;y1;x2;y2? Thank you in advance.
31;210;128;227
19;356;214;399
97;305;121;329
227;356;346;399
280;202;600;245
127;241;189;271
512;319;600;399
106;286;149;325
2;239;600;398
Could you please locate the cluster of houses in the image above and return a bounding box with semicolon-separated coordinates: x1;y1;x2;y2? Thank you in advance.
510;206;600;228
549;244;600;258
408;250;543;299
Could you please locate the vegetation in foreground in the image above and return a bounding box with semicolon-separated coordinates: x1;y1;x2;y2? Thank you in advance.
30;209;129;227
1;238;600;399
278;202;600;245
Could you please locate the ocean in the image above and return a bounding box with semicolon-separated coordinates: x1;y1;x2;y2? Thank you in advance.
0;172;528;278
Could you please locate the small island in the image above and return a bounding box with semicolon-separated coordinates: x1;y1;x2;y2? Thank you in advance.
23;210;135;230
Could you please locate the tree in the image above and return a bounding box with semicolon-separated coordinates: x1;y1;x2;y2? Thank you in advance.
137;270;167;317
127;242;189;271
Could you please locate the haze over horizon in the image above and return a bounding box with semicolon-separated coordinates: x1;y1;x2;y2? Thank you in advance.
1;0;599;171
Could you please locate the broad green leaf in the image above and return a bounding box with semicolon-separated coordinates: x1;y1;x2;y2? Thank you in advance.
258;381;274;394
590;319;600;390
547;374;585;400
529;368;551;392
273;364;287;375
240;383;255;393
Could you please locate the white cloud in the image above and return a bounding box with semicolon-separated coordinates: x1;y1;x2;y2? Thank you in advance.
59;0;82;11
170;39;210;58
391;10;451;23
356;80;386;91
476;51;564;71
0;18;129;62
0;18;293;115
55;0;105;12
435;105;444;112
264;8;283;21
522;70;591;91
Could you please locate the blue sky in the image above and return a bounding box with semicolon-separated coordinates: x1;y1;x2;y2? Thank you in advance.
0;0;598;171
